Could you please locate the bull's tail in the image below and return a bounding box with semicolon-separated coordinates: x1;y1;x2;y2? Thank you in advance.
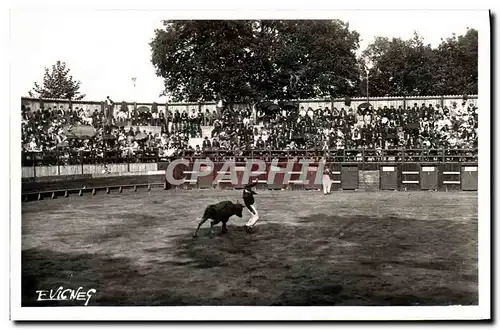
193;205;215;237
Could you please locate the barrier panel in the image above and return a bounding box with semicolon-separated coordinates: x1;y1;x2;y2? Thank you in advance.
198;164;214;189
251;162;268;189
83;164;106;174
358;170;379;191
33;166;59;177
401;163;420;191
329;163;342;191
341;165;358;190
380;165;398;190
181;162;197;188
461;165;478;191
171;161;188;187
305;163;321;190
58;165;82;176
440;163;462;191
420;165;438;190
267;163;285;190
234;164;246;189
214;162;232;190
157;162;169;171
129;163;158;172
287;161;305;189
105;164;129;173
22;167;35;178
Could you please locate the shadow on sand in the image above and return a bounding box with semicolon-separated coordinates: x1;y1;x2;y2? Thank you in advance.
22;213;477;306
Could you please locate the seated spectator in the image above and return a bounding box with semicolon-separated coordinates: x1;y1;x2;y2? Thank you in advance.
202;136;211;150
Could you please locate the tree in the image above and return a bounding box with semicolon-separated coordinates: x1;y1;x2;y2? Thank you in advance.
253;20;361;101
361;29;478;97
150;20;361;107
28;61;86;100
150;20;257;108
361;32;435;97
433;28;478;95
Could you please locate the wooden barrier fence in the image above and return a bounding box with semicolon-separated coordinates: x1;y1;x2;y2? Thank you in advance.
22;160;478;202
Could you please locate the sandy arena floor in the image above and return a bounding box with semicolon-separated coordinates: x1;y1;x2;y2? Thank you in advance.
21;189;478;306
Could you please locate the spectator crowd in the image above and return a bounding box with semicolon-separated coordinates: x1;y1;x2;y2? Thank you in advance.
21;99;478;165
22;104;220;164
249;102;478;151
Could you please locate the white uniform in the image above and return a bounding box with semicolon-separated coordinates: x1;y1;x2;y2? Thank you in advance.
243;182;259;228
322;168;332;194
246;203;259;227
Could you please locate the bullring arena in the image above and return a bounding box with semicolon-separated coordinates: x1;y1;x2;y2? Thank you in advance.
21;95;479;306
22;153;478;306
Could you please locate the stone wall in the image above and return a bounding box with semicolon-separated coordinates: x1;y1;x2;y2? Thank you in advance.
358;170;380;192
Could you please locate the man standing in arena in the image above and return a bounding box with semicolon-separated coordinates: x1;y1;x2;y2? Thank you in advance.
322;160;332;195
243;179;259;233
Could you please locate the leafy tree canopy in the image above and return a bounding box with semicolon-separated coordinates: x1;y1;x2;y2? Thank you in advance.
150;20;361;106
361;29;478;97
28;60;86;100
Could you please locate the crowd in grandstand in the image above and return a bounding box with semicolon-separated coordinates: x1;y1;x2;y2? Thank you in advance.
21;99;478;165
210;101;477;151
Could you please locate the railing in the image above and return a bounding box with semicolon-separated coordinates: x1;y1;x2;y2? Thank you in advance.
22;148;478;167
21;94;478;115
22;149;162;167
176;149;478;163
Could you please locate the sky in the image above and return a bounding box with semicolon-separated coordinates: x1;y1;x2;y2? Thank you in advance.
10;9;484;103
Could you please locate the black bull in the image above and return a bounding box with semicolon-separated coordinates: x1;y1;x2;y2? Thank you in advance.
193;201;244;237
